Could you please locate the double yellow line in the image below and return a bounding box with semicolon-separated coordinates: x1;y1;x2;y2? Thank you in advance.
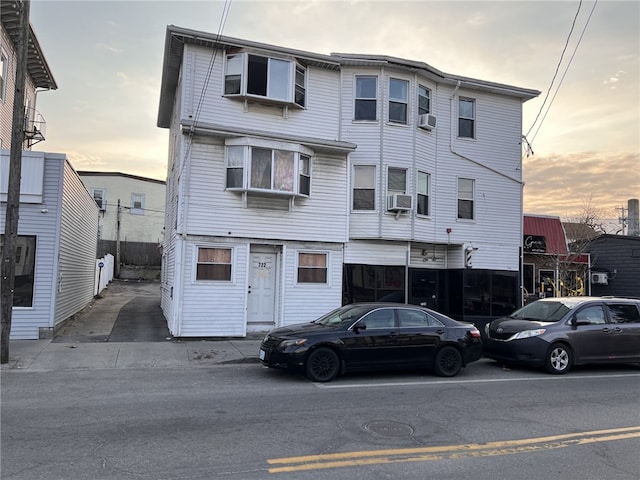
267;426;640;474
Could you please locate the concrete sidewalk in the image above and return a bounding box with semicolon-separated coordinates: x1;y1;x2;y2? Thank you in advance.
3;338;262;371
2;280;263;371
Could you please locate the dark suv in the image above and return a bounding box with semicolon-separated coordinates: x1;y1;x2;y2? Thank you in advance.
483;297;640;374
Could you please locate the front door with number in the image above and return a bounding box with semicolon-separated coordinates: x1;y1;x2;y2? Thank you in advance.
247;252;277;331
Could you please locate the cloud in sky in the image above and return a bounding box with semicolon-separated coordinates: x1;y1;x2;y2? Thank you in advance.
29;0;639;225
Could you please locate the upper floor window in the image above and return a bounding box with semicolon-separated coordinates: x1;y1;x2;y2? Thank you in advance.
226;144;311;196
0;49;7;102
457;178;475;220
92;188;106;210
297;252;328;283
196;247;232;281
224;53;305;107
418;85;431;115
458;97;475;138
417;171;430;216
387;167;407;195
130;193;145;215
355;76;377;121
389;78;408;124
353;165;376;210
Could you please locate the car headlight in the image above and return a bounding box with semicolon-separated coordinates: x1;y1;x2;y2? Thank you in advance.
279;338;307;348
509;329;546;340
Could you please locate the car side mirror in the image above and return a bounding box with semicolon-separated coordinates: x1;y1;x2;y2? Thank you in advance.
572;316;589;327
353;323;367;333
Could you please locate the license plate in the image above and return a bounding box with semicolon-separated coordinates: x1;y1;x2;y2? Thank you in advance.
259;349;266;361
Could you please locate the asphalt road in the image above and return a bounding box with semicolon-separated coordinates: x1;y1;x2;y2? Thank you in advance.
2;360;639;480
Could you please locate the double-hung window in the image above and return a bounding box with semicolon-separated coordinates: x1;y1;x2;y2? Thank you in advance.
225;143;312;196
92;188;106;210
417;171;430;216
130;193;145;215
297;252;327;283
353;165;376;210
355;76;377;121
196;247;232;281
387;167;407;195
418;85;430;115
458;97;475;138
0;49;7;102
457;178;475;220
224;53;306;107
389;78;408;124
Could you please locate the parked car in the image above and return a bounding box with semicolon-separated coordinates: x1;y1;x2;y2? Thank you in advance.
259;303;482;382
484;297;640;374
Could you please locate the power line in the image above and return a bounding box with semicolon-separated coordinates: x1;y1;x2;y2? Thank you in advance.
526;0;583;139
529;0;598;146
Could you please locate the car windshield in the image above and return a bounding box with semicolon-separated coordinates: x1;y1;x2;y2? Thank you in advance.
509;301;572;322
313;305;371;326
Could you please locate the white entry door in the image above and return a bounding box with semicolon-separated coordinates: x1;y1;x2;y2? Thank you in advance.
247;252;277;330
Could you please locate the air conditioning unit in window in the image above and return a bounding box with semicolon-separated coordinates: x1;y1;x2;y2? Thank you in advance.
418;113;437;130
591;272;608;285
387;194;413;212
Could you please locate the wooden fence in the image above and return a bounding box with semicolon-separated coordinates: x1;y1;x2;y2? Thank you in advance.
97;240;162;266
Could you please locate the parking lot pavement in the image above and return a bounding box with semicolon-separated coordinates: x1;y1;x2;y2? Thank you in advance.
3;280;263;371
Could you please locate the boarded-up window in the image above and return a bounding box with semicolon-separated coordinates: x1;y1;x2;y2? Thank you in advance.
197;247;232;281
298;252;327;283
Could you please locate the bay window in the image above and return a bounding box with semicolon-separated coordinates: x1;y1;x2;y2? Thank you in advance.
225;142;312;196
355;76;377;121
353;165;376;210
389;78;408;124
224;53;306;107
418;85;431;115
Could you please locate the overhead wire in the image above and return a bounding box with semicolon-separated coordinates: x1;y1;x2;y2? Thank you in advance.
529;0;598;146
526;0;583;140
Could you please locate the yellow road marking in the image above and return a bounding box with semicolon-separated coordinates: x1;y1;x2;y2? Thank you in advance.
267;426;640;474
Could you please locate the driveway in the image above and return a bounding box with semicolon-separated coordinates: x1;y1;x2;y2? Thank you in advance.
53;280;170;343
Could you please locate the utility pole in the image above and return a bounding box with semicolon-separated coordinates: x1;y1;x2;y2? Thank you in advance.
1;0;30;364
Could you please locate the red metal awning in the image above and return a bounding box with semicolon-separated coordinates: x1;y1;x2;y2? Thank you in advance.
523;215;569;255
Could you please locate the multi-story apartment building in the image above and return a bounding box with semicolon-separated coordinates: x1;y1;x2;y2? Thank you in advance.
157;26;539;337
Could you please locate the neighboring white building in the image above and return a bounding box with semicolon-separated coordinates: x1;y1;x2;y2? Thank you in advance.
157;27;540;337
1;0;57;150
78;171;166;244
1;151;99;339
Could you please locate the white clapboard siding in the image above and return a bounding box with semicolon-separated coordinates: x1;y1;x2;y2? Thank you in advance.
182;45;341;140
344;240;409;265
184;142;349;242
280;243;344;327
54;160;100;326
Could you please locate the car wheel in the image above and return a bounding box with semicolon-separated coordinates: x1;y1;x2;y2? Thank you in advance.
305;347;339;382
545;343;572;374
434;346;462;377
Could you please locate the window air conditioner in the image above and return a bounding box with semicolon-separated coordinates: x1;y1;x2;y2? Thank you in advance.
591;273;608;285
387;194;413;211
418;113;437;130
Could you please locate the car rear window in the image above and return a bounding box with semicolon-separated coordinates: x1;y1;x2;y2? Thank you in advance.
606;303;640;324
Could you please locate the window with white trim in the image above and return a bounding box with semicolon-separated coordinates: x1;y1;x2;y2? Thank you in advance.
353;165;376;210
130;193;145;215
0;49;7;102
458;97;475;138
418;85;431;115
225;144;311;196
92;188;106;210
417;171;430;216
457;178;475;220
355;76;377;121
196;247;232;281
224;53;305;107
387;167;407;195
389;78;408;124
297;252;327;283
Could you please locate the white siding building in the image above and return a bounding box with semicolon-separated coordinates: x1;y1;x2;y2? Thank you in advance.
1;151;99;339
157;27;539;337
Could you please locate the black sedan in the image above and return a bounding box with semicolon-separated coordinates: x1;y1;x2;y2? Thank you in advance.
484;297;640;374
259;303;482;382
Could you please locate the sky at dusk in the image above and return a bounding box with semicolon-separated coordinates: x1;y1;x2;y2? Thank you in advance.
28;0;639;229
